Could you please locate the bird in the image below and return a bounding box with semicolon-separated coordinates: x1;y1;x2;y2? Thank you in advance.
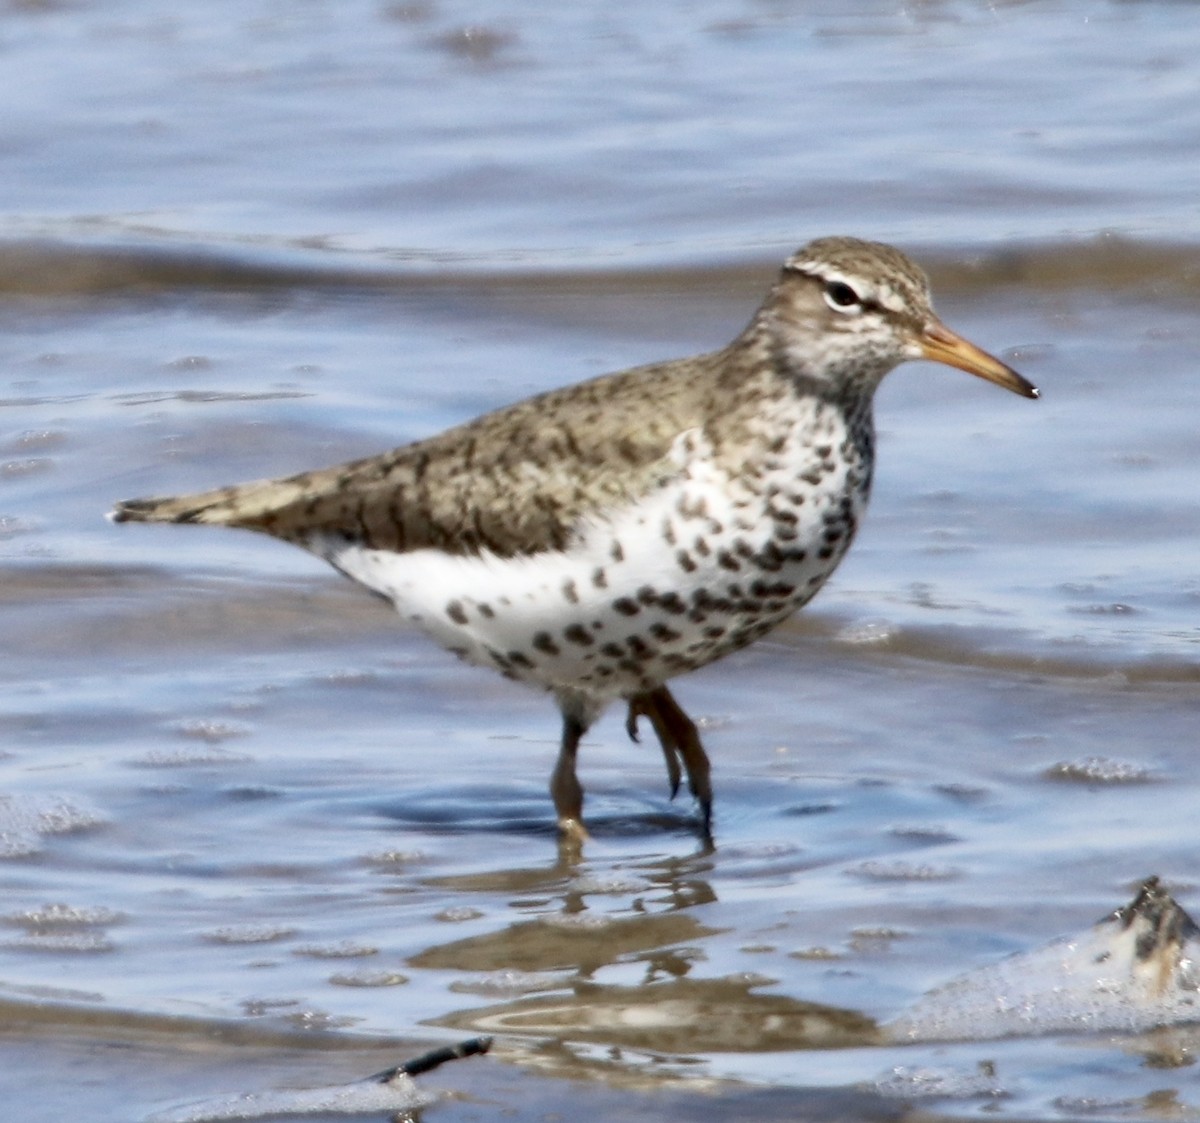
111;236;1037;843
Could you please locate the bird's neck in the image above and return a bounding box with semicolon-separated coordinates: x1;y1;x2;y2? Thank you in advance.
726;311;889;412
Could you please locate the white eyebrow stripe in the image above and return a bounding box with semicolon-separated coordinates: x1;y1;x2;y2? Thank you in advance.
784;261;910;317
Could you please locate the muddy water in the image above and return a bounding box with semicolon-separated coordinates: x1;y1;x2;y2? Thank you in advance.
3;1;1200;1120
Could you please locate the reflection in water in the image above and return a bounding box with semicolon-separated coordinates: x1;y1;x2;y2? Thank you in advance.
410;869;1200;1076
416;849;719;977
414;847;880;1059
410;910;720;976
437;976;878;1054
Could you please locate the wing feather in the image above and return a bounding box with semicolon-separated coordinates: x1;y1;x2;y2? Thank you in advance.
111;353;723;558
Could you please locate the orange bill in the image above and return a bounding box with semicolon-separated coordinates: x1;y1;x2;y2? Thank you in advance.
920;321;1039;399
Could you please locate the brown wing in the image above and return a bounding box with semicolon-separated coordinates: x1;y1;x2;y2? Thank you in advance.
112;353;721;558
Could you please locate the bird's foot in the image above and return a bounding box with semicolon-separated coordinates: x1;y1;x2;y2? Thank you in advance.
626;698;682;799
698;797;713;846
556;816;590;846
556;816;589;862
626;688;714;836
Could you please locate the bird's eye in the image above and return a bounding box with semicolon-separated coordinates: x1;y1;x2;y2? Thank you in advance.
823;280;862;312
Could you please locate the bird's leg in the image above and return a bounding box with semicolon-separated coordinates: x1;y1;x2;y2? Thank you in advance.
626;696;682;799
626;687;713;838
551;711;589;844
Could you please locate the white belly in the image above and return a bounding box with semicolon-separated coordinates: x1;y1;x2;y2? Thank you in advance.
313;422;866;703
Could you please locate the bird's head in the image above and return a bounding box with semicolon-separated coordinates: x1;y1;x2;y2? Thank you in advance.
762;236;1038;401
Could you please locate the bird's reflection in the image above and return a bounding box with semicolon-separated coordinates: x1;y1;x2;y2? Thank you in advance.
406;835;878;1073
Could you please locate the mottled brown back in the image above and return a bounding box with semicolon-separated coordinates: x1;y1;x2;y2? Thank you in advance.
112;350;735;557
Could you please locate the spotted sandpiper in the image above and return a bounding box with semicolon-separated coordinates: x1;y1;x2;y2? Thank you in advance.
112;237;1037;842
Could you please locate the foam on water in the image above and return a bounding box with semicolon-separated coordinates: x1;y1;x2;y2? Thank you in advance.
144;1078;431;1123
0;794;106;858
888;879;1200;1042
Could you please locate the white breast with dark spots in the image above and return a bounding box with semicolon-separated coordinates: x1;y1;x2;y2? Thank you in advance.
317;405;869;702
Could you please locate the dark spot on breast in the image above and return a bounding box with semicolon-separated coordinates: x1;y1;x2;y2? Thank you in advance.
734;539;755;559
755;543;784;571
717;551;740;572
592;567;608;589
507;651;534;669
662;518;677;545
694;537;711;557
782;548;809;563
676;550;697;573
612;597;640;616
637;585;659;606
532;632;561;656
563;623;594;646
562;579;580;604
818;546;836;560
626;635;651;656
677;494;709;519
477;603;495;619
446;600;469;625
703;624;726;639
610;540;625;563
600;642;624;658
658;592;687;615
650;622;681;642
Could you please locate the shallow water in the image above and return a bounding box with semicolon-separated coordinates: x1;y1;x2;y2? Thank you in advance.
2;1;1200;1120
